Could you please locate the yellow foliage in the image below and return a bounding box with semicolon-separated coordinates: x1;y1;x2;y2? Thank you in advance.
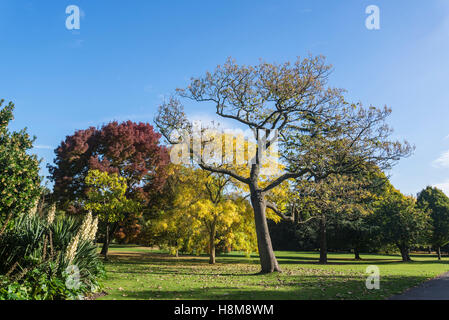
151;166;257;256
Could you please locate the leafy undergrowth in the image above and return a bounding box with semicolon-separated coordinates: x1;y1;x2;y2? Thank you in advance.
98;245;449;300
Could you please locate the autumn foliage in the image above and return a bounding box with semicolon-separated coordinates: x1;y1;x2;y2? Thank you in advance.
49;121;169;241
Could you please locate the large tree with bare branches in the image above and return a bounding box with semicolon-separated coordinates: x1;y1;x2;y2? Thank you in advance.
155;55;412;273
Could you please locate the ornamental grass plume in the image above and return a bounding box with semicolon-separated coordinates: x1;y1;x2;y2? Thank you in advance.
65;234;80;264
29;200;38;217
89;215;99;241
47;204;56;224
78;211;93;241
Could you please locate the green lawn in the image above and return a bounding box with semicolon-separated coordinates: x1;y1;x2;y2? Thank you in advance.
96;244;449;300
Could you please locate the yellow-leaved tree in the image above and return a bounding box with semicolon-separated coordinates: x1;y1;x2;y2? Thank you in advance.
84;169;141;259
151;166;257;264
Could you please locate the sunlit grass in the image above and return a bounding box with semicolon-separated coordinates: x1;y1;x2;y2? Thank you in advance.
97;245;449;300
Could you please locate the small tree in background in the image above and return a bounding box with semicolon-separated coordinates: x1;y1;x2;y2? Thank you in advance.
373;189;430;262
84;169;140;259
320;168;391;261
0;99;41;235
291;174;377;263
417;186;449;260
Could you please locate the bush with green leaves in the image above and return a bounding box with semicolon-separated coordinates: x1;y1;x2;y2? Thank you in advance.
0;211;104;300
0;263;85;300
0;99;41;231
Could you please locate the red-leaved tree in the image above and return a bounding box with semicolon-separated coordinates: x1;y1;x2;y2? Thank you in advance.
48;121;169;251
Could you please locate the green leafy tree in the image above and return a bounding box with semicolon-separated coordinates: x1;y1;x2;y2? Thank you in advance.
0;99;41;234
373;189;430;262
417;186;449;260
267;166;389;263
84;169;140;259
290;174;377;263
331;168;392;260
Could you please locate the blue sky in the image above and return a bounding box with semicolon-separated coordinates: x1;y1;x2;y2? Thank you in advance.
0;0;448;196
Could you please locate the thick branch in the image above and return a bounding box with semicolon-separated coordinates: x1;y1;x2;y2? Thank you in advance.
262;169;310;193
266;202;294;222
198;163;250;184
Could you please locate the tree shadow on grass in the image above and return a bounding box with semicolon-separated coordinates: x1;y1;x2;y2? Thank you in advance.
102;273;432;300
107;252;260;265
109;252;366;267
105;252;447;277
274;255;403;265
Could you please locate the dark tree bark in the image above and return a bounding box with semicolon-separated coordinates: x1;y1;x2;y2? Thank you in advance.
250;190;281;273
354;247;361;260
399;245;411;262
437;246;441;260
100;224;110;259
319;218;327;264
209;223;216;264
101;223;118;260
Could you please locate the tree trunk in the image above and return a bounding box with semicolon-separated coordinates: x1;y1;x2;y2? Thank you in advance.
399;245;411;262
319;218;327;264
101;224;110;260
250;189;281;273
209;223;216;264
437;246;441;260
354;247;361;260
101;223;117;260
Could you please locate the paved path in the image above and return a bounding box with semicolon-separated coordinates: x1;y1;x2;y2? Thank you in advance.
389;272;449;300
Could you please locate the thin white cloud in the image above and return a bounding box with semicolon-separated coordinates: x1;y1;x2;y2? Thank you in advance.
433;149;449;168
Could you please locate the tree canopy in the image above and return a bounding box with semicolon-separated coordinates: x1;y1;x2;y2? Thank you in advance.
49;120;169;212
